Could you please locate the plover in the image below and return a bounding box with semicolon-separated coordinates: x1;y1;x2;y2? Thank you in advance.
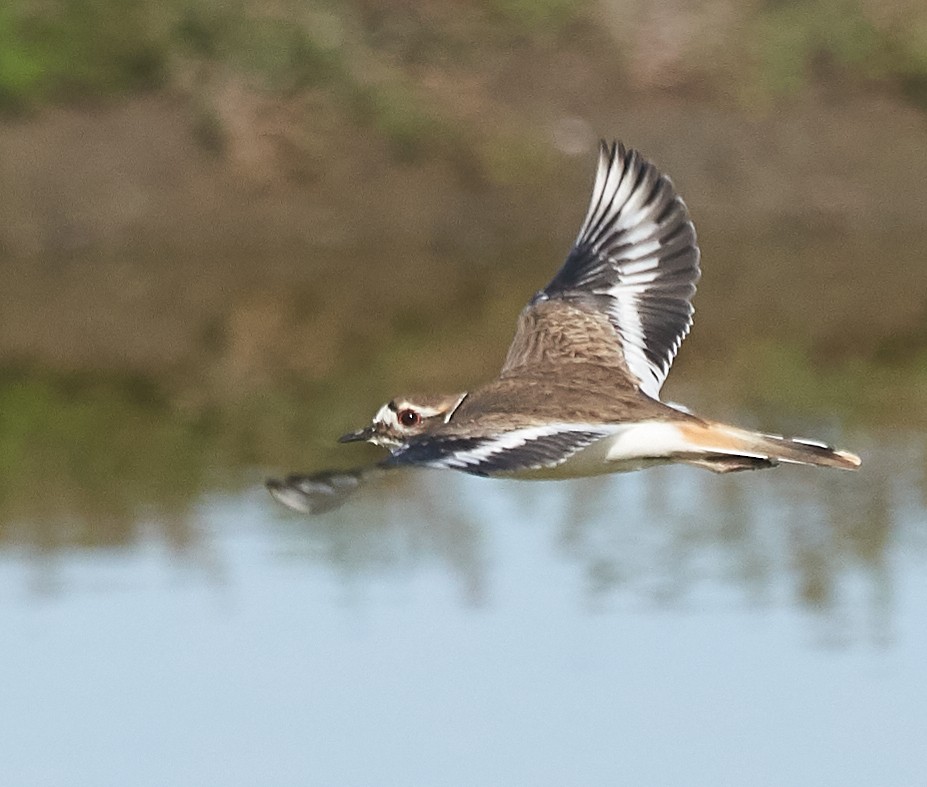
268;141;860;513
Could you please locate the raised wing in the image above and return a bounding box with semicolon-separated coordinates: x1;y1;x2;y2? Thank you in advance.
383;424;610;477
502;141;700;400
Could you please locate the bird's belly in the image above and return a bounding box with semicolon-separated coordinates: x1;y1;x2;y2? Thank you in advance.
500;422;692;480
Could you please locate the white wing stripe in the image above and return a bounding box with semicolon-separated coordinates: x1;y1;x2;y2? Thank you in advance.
542;142;700;400
423;424;611;471
617;241;664;265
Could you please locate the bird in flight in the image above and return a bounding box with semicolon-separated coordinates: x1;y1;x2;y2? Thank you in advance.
268;141;860;513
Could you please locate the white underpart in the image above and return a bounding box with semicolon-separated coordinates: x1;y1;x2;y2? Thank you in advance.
565;421;769;477
507;422;704;479
603;422;700;464
425;420;782;480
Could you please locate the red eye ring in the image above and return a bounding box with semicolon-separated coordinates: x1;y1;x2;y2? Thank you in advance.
398;409;421;427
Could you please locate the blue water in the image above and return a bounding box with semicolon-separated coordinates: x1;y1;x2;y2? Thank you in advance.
1;437;925;787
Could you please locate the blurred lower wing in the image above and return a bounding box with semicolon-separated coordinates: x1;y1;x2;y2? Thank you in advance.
266;467;376;514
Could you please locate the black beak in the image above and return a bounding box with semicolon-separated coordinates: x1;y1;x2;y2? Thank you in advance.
338;425;375;443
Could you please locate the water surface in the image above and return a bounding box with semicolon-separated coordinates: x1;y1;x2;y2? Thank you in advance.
1;421;924;787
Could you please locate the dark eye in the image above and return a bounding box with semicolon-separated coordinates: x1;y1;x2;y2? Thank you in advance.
398;409;421;427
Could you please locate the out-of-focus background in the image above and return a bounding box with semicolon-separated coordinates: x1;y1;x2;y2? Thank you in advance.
1;2;926;785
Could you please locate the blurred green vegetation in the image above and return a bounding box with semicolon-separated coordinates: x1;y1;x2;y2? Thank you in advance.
0;372;208;543
0;0;166;110
2;0;927;115
690;340;927;427
0;368;342;548
754;0;927;102
486;0;584;34
1;330;924;548
174;1;349;91
1;0;925;546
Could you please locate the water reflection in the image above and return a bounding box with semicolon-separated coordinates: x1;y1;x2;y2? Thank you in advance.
0;351;924;630
2;409;925;786
271;470;490;606
256;430;923;642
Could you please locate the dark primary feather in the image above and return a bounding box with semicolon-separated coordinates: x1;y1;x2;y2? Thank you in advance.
383;427;608;477
503;140;701;400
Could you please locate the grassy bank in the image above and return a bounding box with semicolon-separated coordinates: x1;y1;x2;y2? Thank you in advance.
3;1;927;124
1;0;925;542
1;337;924;550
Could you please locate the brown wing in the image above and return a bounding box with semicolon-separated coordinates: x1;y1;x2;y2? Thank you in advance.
501;141;700;400
500;298;638;388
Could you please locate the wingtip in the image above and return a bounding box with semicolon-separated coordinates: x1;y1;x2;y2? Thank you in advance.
265;470;367;514
598;139;627;167
836;449;862;469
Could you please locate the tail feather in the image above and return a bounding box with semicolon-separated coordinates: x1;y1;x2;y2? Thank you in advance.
679;421;861;472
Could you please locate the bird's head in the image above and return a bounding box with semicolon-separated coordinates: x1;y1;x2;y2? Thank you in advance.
339;392;468;449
